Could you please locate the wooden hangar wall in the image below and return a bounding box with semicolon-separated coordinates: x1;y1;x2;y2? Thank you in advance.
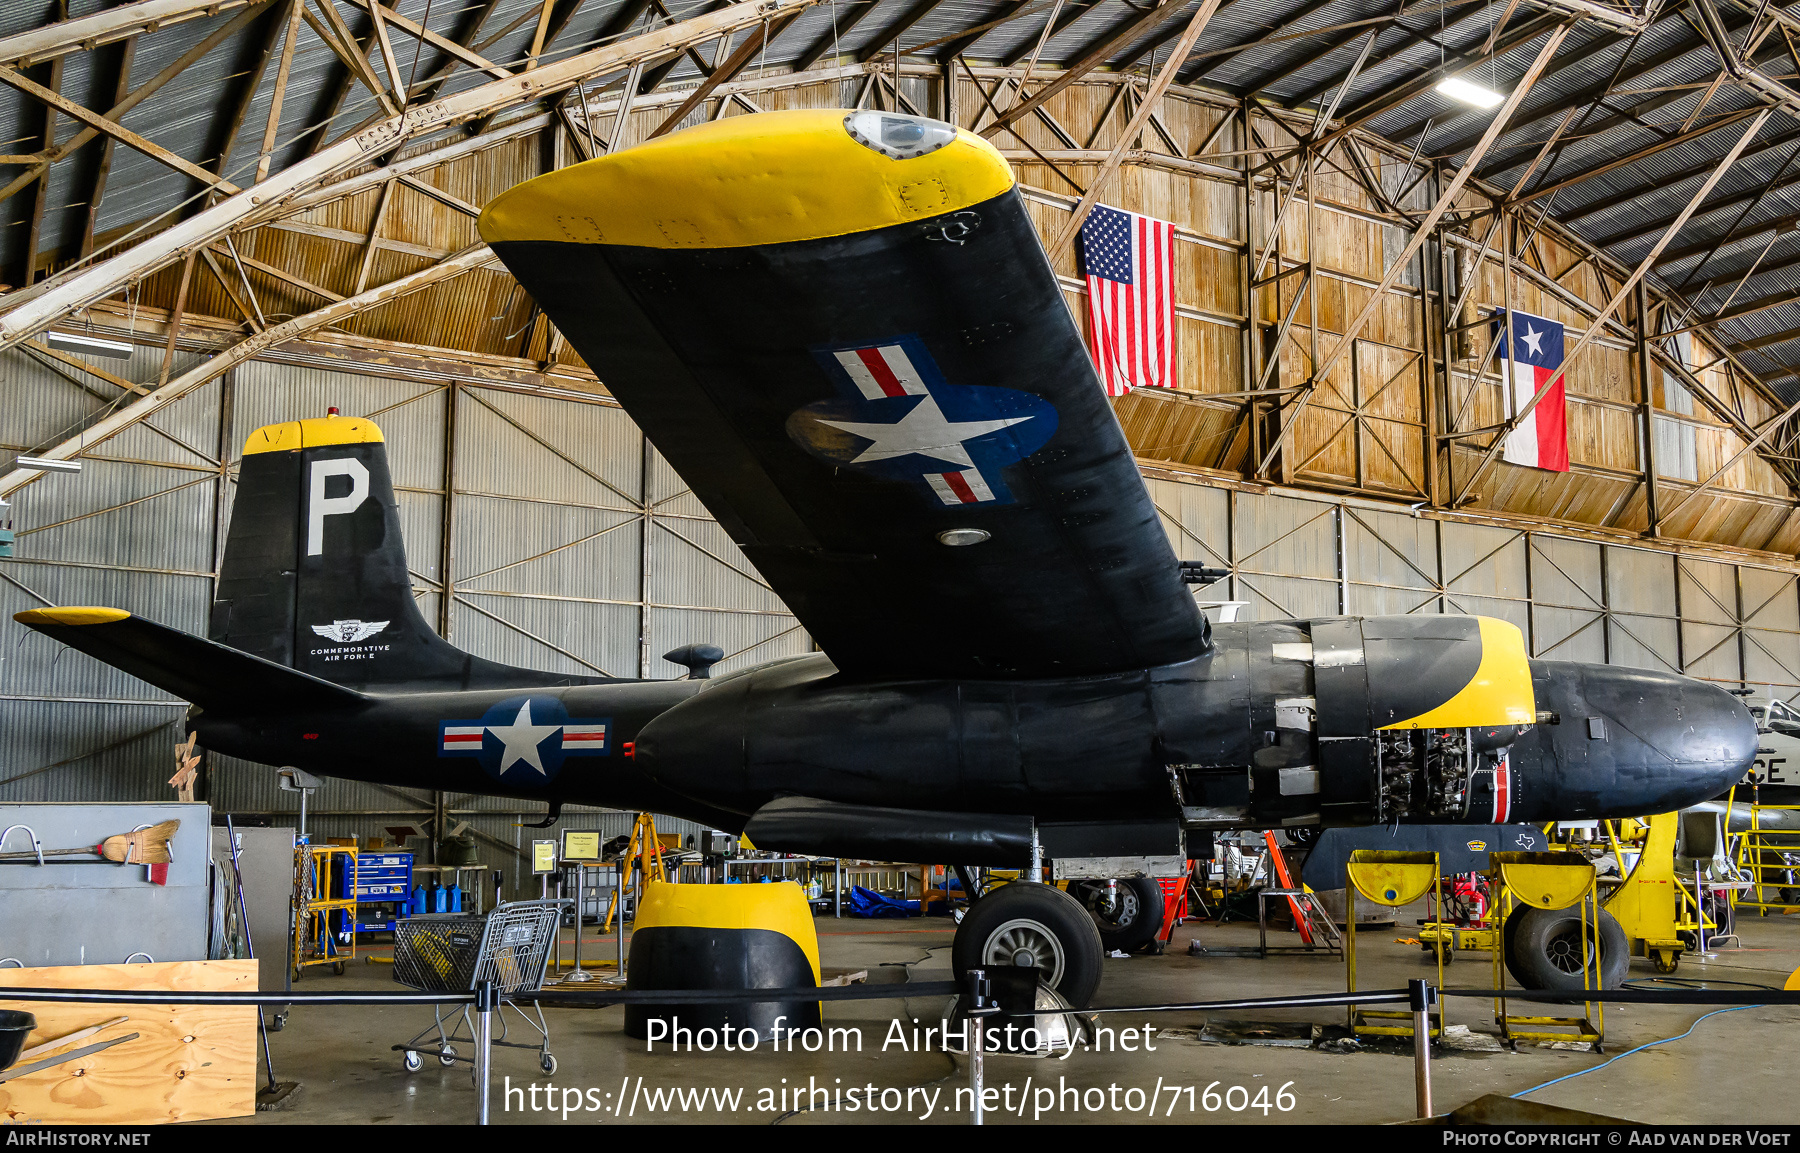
4;59;1800;873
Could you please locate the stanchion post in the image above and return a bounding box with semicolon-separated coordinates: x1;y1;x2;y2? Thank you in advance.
474;980;496;1125
617;859;627;973
965;968;997;1126
1409;978;1436;1119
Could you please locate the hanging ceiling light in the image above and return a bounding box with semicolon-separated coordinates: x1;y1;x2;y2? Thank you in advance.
1435;76;1506;109
46;330;132;360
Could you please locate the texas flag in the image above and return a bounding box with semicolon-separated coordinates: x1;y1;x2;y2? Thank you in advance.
1495;309;1569;472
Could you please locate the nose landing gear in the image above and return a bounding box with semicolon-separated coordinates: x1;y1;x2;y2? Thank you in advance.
951;882;1103;1008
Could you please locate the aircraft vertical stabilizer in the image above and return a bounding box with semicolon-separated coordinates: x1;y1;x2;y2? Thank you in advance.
212;412;607;691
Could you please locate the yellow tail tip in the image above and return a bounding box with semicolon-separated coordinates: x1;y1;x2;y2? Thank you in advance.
243;414;384;456
14;607;131;626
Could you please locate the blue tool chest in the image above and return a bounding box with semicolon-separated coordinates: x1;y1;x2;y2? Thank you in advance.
335;850;415;932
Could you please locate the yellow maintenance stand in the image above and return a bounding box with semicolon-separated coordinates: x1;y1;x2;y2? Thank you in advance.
1490;851;1603;1051
1344;850;1444;1038
1734;797;1800;915
294;843;357;978
1603;812;1686;972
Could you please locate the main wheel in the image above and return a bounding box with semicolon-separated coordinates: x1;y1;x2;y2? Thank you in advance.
1502;902;1529;972
1081;877;1165;955
1504;906;1628;990
952;882;1103;1008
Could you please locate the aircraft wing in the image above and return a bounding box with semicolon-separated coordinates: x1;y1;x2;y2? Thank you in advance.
481;109;1208;679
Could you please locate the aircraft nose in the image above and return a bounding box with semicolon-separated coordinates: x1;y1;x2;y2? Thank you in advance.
1604;667;1756;792
1528;661;1757;817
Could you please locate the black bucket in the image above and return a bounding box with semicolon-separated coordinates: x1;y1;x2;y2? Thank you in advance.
0;1009;37;1070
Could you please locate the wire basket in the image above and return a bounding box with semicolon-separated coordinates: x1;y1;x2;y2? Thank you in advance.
392;900;564;995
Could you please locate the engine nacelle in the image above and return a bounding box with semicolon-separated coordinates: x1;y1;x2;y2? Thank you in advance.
1167;615;1534;829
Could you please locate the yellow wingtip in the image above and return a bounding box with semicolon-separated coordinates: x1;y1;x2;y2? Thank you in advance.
14;606;132;626
478;108;1016;251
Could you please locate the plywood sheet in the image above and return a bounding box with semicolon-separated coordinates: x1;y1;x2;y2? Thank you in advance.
0;959;257;1125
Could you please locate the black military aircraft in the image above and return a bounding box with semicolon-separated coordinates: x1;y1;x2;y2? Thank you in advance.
15;109;1757;1004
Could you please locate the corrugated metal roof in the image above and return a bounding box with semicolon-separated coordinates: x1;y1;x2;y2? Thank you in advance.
3;0;1800;393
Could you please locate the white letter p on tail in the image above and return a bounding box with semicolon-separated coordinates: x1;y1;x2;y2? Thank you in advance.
307;457;370;556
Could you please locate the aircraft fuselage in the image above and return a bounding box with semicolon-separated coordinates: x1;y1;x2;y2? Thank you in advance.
193;619;1756;846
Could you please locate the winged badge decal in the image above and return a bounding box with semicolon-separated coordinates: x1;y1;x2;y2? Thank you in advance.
311;619;390;644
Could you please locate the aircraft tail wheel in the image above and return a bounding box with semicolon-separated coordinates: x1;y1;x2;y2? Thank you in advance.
952;882;1103;1009
1080;877;1164;955
1504;906;1628;990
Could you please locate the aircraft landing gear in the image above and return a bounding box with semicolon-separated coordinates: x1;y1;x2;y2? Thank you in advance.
951;882;1103;1008
1071;877;1165;955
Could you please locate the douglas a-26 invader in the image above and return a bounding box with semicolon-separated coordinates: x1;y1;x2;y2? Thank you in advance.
16;109;1756;1006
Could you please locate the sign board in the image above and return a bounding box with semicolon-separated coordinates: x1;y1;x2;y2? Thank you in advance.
561;830;602;862
531;839;558;874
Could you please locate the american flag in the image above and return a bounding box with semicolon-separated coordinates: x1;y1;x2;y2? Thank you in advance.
1081;204;1176;396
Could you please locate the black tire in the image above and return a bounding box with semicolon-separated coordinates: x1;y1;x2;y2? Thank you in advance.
1505;906;1628;991
1502;903;1529;976
952;882;1104;1008
1084;877;1165;955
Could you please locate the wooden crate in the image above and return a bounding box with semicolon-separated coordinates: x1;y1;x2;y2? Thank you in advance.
0;959;257;1124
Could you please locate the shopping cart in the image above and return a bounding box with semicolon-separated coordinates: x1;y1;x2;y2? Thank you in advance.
392;899;567;1076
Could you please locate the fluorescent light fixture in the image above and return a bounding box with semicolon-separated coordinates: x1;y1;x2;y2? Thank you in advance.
13;456;80;474
1436;76;1506;109
46;330;133;360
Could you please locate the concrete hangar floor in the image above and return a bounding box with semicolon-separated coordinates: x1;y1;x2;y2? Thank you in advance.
225;911;1800;1126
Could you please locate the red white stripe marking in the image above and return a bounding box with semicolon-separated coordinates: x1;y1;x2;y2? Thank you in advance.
562;725;607;749
441;726;484;751
926;468;995;505
1492;753;1512;823
836;346;928;399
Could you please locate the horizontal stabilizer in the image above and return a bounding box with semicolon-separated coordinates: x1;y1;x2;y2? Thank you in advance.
14;607;368;713
744;795;1031;866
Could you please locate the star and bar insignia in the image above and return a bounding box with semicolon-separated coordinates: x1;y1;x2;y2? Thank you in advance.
438;696;609;784
786;335;1058;507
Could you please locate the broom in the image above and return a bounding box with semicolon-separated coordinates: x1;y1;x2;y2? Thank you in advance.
0;819;179;864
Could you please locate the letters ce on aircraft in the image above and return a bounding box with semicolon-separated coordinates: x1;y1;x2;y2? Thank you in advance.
15;110;1757;1006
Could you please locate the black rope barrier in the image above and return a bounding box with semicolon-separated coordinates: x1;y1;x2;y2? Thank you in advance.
524;980;963;1005
1084;989;1411;1014
0;982;1414;1012
1;981;1793;1012
0;987;475;1006
1440;987;1800;1006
